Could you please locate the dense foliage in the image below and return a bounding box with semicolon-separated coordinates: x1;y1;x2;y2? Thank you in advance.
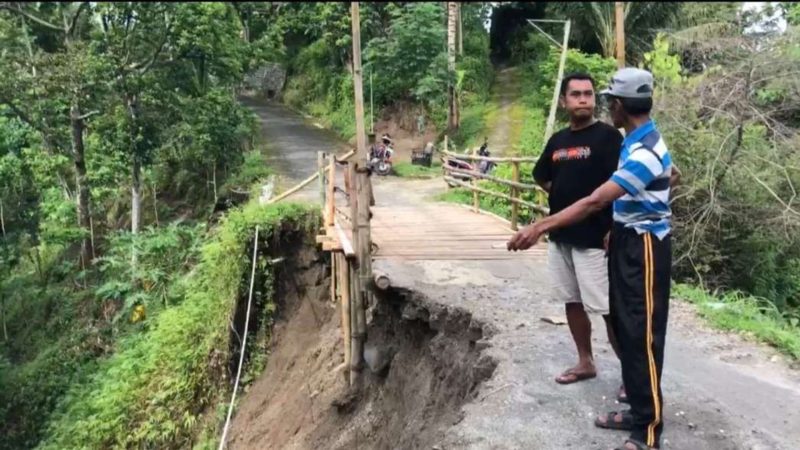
0;2;280;448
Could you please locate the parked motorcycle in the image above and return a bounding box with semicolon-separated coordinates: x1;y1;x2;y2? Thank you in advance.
369;134;394;176
445;138;494;187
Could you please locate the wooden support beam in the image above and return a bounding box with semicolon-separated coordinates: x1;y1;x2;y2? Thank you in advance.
337;253;352;385
372;271;391;291
334;221;356;258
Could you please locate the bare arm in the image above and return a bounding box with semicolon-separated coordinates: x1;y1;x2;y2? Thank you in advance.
508;180;627;251
670;163;682;188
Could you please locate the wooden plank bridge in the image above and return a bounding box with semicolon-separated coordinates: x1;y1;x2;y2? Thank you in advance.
268;149;550;386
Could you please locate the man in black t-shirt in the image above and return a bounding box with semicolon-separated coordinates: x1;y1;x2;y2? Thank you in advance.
532;73;624;395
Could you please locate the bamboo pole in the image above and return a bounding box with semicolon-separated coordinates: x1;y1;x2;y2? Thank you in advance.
511;161;520;230
544;20;571;142
442;150;539;163
317;151;325;207
347;164;363;382
326;158;336;227
355;168;371;347
338;253;352;385
331;246;337;305
471;146;479;212
443;165;544;191
373;271;391;290
351;3;367;163
349;261;361;383
443;176;550;214
536;189;548;211
266;172;319;204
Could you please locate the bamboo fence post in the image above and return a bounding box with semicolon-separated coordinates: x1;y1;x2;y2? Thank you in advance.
471;146;479;212
337;253;352;385
536;189;547;220
354;169;371;371
317;151;326;207
326;157;335;227
511;161;520;230
331;248;337;304
347;164;363;383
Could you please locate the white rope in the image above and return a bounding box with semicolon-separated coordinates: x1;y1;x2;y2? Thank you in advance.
218;225;260;450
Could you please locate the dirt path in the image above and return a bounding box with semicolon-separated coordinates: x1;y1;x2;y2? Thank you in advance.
485;67;523;156
233;97;800;449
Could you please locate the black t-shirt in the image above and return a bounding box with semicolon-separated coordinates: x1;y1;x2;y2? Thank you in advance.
532;121;623;249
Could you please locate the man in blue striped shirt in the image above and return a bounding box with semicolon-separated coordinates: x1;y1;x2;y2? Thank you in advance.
508;68;679;450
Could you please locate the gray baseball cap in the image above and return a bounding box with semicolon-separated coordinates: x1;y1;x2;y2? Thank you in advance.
599;68;654;99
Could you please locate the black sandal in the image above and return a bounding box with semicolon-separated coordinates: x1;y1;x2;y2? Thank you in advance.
594;410;633;430
615;438;654;449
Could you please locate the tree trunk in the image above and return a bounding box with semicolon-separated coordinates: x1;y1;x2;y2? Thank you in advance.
212;164;218;203
152;180;159;227
131;157;142;234
70;104;93;263
131;160;140;268
1;291;7;341
0;197;5;238
447;2;459;130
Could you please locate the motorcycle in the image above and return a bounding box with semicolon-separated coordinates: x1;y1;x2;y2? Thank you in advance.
369;138;394;176
445;138;495;187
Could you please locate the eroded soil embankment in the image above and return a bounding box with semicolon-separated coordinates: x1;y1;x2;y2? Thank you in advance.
226;253;498;450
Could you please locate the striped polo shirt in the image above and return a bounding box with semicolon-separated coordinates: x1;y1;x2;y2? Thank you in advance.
610;120;673;239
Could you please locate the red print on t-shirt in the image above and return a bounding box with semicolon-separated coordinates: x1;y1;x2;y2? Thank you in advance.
552;146;591;162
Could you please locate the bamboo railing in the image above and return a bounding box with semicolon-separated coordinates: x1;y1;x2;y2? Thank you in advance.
313;151;373;388
441;149;550;230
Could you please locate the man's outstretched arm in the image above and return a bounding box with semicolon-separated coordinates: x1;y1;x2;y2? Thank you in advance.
508;180;627;251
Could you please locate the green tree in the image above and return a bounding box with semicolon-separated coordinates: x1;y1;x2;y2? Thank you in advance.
0;2;104;263
547;2;681;62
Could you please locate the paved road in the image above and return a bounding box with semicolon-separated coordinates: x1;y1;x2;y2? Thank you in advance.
240;95;349;190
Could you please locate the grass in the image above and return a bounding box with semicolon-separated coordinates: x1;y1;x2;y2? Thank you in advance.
449;99;492;152
673;283;800;360
393;161;441;179
36;201;319;450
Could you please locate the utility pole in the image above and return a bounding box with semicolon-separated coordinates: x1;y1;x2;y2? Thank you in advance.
351;2;367;162
541;19;571;142
615;2;626;68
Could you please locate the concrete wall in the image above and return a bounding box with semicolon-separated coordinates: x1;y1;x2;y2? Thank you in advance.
243;63;287;99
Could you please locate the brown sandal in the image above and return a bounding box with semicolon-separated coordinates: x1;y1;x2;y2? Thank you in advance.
555;369;597;384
